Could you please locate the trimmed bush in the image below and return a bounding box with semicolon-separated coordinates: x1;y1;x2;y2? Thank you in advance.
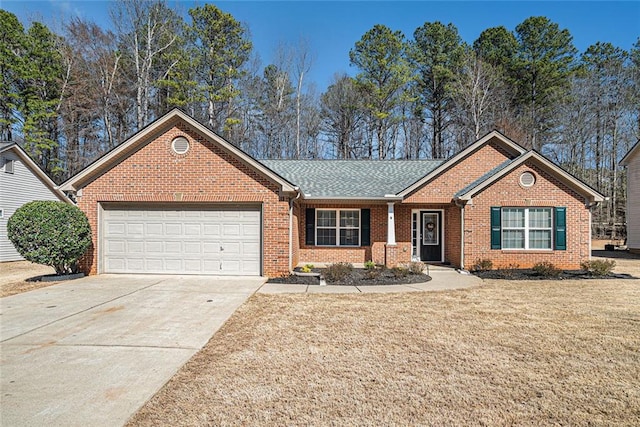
407;261;426;275
8;201;92;275
324;262;353;282
581;260;616;276
472;258;493;272
532;261;561;278
391;266;409;278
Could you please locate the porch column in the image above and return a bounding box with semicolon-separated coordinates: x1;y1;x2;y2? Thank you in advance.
387;202;396;245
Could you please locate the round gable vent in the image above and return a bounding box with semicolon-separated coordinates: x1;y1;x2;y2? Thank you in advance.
171;136;190;155
520;171;536;187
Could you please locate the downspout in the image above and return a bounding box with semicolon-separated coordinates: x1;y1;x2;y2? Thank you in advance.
586;197;606;260
454;198;466;271
288;187;302;273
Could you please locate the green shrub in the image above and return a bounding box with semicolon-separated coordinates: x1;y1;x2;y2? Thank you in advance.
580;259;616;276
8;201;92;275
407;261;425;275
324;262;353;282
364;260;376;270
532;261;561;278
300;264;314;273
472;258;493;272
391;266;409;278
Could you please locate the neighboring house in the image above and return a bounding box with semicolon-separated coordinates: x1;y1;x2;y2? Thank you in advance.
60;109;604;277
0;142;69;262
621;140;640;253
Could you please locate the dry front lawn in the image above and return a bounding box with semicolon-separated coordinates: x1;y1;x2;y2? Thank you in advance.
0;261;57;297
129;274;640;426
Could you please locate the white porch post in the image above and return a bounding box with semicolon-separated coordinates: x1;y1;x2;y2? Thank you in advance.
387;202;396;245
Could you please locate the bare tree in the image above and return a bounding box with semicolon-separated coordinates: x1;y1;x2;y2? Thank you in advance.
111;0;179;129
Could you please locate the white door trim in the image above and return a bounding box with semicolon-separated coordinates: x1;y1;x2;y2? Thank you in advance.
411;208;445;263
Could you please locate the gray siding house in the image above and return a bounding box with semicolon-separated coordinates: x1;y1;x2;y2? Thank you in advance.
621;141;640;253
0;142;69;262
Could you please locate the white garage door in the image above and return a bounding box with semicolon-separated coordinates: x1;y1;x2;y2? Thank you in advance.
102;205;261;275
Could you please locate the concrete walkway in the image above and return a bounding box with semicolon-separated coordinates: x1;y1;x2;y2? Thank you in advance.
0;274;265;427
258;265;482;294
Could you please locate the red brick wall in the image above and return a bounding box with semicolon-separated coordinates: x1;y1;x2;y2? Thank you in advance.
463;160;591;270
297;202;461;268
76;122;291;277
297;203;388;266
405;139;516;204
394;204;461;267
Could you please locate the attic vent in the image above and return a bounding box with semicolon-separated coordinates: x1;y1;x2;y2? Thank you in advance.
520;171;536;187
3;158;14;174
171;136;190;155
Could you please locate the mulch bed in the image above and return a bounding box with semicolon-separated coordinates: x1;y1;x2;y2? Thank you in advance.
268;268;431;286
474;269;635;280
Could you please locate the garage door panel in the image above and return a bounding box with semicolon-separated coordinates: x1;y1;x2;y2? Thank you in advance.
145;241;163;253
128;241;143;253
102;206;261;275
184;242;202;254
127;223;144;235
184;224;201;235
147;223;163;235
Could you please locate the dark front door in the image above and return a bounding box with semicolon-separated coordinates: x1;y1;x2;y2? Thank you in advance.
420;211;442;262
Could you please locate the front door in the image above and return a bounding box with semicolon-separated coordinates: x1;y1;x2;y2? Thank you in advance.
420;211;443;262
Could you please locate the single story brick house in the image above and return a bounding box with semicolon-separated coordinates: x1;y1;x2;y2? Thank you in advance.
60;109;604;277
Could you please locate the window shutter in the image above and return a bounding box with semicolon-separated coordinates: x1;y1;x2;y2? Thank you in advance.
305;208;315;245
555;207;566;250
491;207;501;249
361;209;371;246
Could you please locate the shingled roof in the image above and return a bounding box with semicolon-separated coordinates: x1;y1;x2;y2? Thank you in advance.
261;159;443;199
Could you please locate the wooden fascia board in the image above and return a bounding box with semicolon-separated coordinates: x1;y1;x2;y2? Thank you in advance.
456;152;605;203
397;130;526;197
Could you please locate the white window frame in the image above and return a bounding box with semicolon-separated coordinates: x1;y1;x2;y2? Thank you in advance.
502;207;553;250
315;208;361;247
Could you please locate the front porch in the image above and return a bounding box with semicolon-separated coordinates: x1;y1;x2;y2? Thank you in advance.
295;203;462;269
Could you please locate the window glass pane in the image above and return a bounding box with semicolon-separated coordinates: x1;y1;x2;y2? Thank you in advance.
317;210;336;227
502;230;525;249
529;208;551;228
340;210;359;228
317;228;336;245
529;230;552;249
340;229;359;246
502;208;524;228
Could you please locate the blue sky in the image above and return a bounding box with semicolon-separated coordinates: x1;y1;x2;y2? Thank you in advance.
3;1;639;90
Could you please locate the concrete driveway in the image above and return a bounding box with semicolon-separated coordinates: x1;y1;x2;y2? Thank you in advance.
0;274;265;427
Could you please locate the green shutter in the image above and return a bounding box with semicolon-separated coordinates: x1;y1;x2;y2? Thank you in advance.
555;207;566;250
305;208;315;245
361;209;371;246
491;207;501;249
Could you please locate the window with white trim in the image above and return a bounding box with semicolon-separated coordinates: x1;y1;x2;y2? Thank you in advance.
502;208;552;249
316;209;360;246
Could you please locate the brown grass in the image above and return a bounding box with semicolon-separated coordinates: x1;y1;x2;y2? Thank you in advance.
128;263;640;426
0;261;57;298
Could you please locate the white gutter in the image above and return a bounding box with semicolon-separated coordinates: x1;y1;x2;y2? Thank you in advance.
454;198;466;270
302;196;404;202
288;187;302;273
